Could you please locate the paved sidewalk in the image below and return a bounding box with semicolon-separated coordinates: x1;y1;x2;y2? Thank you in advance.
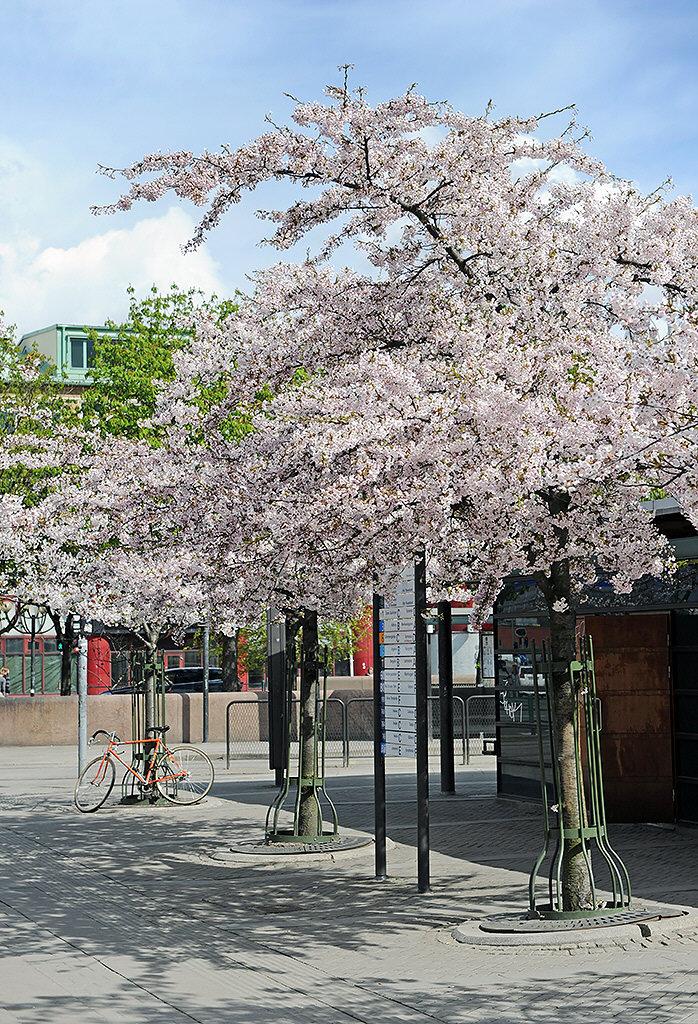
1;745;697;1023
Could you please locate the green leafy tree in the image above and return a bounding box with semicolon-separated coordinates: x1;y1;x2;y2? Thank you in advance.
83;285;237;442
238;613;363;679
0;322;78;505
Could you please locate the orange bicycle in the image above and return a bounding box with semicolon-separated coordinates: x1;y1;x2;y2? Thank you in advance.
74;727;214;813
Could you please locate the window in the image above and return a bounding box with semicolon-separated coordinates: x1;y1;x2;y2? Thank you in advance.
70;337;85;368
68;336;95;370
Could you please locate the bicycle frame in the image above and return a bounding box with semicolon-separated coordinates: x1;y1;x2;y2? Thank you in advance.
91;736;185;788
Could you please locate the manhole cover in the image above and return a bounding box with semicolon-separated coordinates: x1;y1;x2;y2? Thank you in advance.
480;908;685;933
220;835;373;856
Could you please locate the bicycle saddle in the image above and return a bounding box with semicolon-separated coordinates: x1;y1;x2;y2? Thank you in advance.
150;725;170;734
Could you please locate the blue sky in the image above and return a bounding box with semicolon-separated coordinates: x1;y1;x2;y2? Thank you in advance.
2;0;698;335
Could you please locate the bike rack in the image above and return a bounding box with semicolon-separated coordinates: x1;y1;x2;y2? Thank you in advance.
344;695;467;765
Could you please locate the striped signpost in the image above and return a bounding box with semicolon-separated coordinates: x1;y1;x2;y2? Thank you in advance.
373;553;430;892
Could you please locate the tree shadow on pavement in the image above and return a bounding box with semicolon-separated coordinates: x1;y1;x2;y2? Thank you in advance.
1;763;697;1023
214;767;698;911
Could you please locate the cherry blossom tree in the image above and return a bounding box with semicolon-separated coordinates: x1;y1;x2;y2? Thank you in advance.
0;315;89;692
30;76;698;900
2;434;188;722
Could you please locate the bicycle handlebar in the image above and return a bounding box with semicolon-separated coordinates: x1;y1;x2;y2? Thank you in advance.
89;729;121;744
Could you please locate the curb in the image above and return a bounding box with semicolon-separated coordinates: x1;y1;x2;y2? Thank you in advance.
452;905;698;950
203;830;394;867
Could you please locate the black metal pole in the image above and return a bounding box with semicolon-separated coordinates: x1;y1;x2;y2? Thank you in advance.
266;607;286;786
29;616;36;697
372;593;387;880
437;600;455;794
492;613;503;797
202;622;210;743
415;553;430;893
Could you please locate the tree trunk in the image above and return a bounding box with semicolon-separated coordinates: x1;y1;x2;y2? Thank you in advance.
48;610;75;696
542;557;592;911
298;609;320;838
60;615;75;695
221;631;242;691
142;628;158;748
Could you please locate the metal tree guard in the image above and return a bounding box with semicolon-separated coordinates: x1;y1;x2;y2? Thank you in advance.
121;649;168;805
528;635;632;919
265;639;339;844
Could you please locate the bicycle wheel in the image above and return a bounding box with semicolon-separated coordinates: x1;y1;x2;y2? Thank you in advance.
155;746;214;805
75;756;116;813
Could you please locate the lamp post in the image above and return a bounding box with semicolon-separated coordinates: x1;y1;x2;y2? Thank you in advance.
202;621;210;743
18;602;48;697
77;617;92;774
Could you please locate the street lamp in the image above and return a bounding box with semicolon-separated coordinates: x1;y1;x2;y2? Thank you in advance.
0;597;17;691
0;596;18;634
18;602;48;697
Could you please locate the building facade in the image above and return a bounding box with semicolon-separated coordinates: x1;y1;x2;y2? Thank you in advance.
20;323;114;393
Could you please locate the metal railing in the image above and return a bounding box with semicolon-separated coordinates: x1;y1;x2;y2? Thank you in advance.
224;690;542;770
226;694;473;767
344;695;468;764
226;698;348;768
464;693;497;764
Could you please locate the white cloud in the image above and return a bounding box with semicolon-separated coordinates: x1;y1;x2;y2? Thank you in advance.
0;208;228;337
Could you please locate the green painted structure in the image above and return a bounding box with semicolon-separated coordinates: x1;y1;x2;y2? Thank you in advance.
19;324;113;389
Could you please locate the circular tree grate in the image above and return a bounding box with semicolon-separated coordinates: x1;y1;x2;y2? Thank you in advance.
479;908;686;934
219;835;373;857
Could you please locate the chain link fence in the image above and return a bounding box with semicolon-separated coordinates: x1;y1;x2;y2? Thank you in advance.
464;694;496;761
225;698;348;767
345;695;470;762
225;693;497;767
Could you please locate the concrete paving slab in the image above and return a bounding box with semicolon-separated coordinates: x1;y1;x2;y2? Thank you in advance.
1;746;698;1022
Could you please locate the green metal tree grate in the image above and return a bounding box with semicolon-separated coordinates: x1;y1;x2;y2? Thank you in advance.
265;640;339;844
528;635;632;919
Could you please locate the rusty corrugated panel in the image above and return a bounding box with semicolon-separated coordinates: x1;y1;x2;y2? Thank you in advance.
584;614;673;823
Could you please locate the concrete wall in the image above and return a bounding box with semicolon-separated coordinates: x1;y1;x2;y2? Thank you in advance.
0;682;377;747
326;675;373;693
0;692;264;747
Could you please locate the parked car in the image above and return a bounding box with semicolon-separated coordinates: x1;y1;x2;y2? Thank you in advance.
164;667;225;693
109;667;227;695
109;682;147;695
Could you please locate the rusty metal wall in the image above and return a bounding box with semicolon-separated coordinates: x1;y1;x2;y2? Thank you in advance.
583;613;673;823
